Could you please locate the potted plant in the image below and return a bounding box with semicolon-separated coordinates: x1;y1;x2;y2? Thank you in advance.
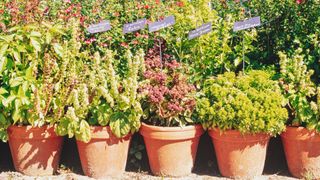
139;38;204;177
0;20;73;175
56;48;145;178
197;70;288;178
278;49;320;179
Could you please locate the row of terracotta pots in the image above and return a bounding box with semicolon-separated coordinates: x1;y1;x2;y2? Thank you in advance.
6;124;320;179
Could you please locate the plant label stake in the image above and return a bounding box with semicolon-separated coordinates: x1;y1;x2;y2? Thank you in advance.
233;0;261;73
188;22;212;40
233;16;261;32
148;16;175;33
123;18;147;34
87;20;111;34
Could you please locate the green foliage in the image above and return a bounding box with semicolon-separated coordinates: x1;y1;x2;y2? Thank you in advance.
56;47;145;142
0;18;76;141
197;70;288;135
279;49;320;132
167;0;258;84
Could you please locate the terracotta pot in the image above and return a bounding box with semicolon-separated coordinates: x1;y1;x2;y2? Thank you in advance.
8;125;63;176
139;123;204;177
76;126;131;179
281;126;320;179
209;129;270;178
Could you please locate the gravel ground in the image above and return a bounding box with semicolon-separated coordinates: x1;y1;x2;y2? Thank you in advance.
0;171;298;180
0;172;294;180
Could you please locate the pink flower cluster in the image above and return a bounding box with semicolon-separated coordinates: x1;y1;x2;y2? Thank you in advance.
142;38;196;120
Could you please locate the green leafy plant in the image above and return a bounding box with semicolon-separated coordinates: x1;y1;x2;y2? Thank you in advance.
197;70;288;135
166;0;258;84
0;18;76;141
56;47;145;142
279;49;320;132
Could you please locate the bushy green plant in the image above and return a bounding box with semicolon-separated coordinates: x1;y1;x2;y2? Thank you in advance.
197;70;288;135
56;47;145;142
0;18;79;141
166;0;258;85
279;49;320;131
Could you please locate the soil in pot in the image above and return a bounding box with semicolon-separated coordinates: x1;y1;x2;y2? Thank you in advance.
281;126;320;179
76;126;131;179
139;123;204;177
8;125;63;176
209;129;270;178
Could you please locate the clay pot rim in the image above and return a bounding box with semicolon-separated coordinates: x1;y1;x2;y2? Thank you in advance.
281;126;320;140
140;123;204;140
208;128;270;142
8;124;60;139
140;122;203;132
87;125;132;139
8;124;55;130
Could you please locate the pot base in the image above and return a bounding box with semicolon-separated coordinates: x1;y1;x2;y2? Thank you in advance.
77;126;131;179
8;125;63;176
140;123;204;177
281;126;320;179
209;129;270;178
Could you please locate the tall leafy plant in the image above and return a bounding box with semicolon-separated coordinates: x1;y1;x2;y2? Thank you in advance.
166;0;258;84
0;18;81;141
279;49;320;131
56;48;145;142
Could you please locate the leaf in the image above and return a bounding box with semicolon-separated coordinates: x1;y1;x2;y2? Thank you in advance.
135;152;142;160
0;113;5;122
17;86;25;98
0;44;8;58
234;57;241;67
12;110;21;124
46;32;52;44
12;49;21;62
53;43;64;57
0;57;7;73
25;67;34;81
0;88;8;95
2;95;16;107
30;37;41;52
76;120;91;143
14;99;21;114
30;31;41;37
109;112;130;138
9;77;23;87
0;35;14;43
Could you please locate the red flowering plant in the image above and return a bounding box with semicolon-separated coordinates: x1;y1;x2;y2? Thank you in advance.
141;38;197;127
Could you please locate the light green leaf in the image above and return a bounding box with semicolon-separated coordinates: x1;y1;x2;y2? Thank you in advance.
0;56;7;73
0;44;8;58
0;88;8;95
30;31;41;37
0;35;14;43
12;110;21;124
234;57;241;67
13;49;21;62
2;95;16;107
30;37;41;52
76;120;91;143
46;32;52;44
9;77;23;87
53;43;64;57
